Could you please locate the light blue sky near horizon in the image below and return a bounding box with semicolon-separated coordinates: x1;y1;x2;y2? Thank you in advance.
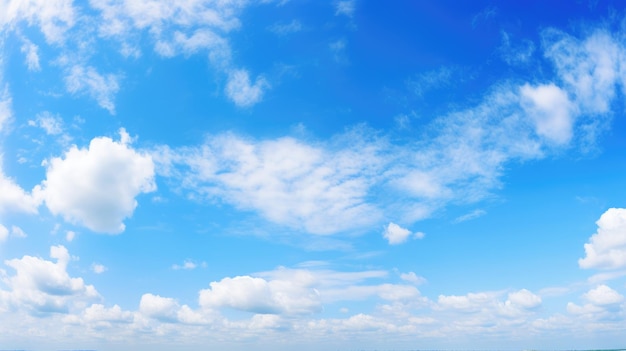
1;1;626;350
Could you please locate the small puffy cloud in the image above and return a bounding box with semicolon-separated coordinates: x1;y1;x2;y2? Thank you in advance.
520;83;575;145
91;264;107;274
1;245;99;314
335;0;355;17
579;208;626;270
507;289;542;309
139;293;180;322
225;69;269;107
583;284;624;306
172;260;204;270
199;275;322;315
65;230;76;242
0;0;76;43
383;222;417;245
400;272;426;285
64;64;120;114
39;129;156;234
29;111;63;135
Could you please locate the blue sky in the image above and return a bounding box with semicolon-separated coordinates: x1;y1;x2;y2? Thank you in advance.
1;0;626;350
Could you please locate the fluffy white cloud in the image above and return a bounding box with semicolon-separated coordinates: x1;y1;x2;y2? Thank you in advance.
1;245;99;314
0;168;40;215
0;0;75;43
139;293;180;322
507;289;542;309
199;275;322;315
520;83;575;145
64;64;120;114
583;284;624;306
84;303;133;323
400;272;426;285
225;69;269;107
579;208;626;270
91;264;107;274
382;222;418;245
39;129;156;234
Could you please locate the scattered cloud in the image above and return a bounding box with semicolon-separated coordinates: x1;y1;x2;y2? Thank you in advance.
28;111;64;135
400;272;426;285
91;264;107;274
520;83;576;145
0;224;7;242
0;0;76;43
383;222;415;245
268;19;302;36
20;38;41;71
0;166;40;215
65;230;76;242
11;226;27;238
499;31;535;65
454;209;487;223
64;64;120;114
335;0;356;18
39;129;156;234
225;69;270;107
329;38;348;63
579;208;626;270
172;260;205;270
0;245;99;315
0;84;12;133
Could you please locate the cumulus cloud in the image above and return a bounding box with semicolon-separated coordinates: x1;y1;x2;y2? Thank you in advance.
0;167;40;215
506;289;542;309
199;275;322;315
225;69;269;107
139;293;180;322
520;83;575;145
1;245;99;314
583;284;624;306
28;111;63;135
83;303;133;323
567;285;625;319
579;208;626;270
382;222;414;245
39;129;156;234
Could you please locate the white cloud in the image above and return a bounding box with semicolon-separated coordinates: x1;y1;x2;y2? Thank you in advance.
11;226;27;238
39;129;156;234
156;132;381;234
0;167;40;215
0;84;12;133
520;83;576;145
268;20;302;36
0;0;76;43
20;39;41;71
84;304;133;323
91;264;107;274
335;0;355;17
139;293;180;322
453;209;487;223
400;272;426;285
579;208;626;270
64;64;120;114
382;222;412;245
0;224;7;242
225;69;269;107
507;289;541;309
583;284;624;306
29;111;63;135
1;245;99;314
65;230;76;242
172;260;204;270
199;275;322;315
499;31;535;65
